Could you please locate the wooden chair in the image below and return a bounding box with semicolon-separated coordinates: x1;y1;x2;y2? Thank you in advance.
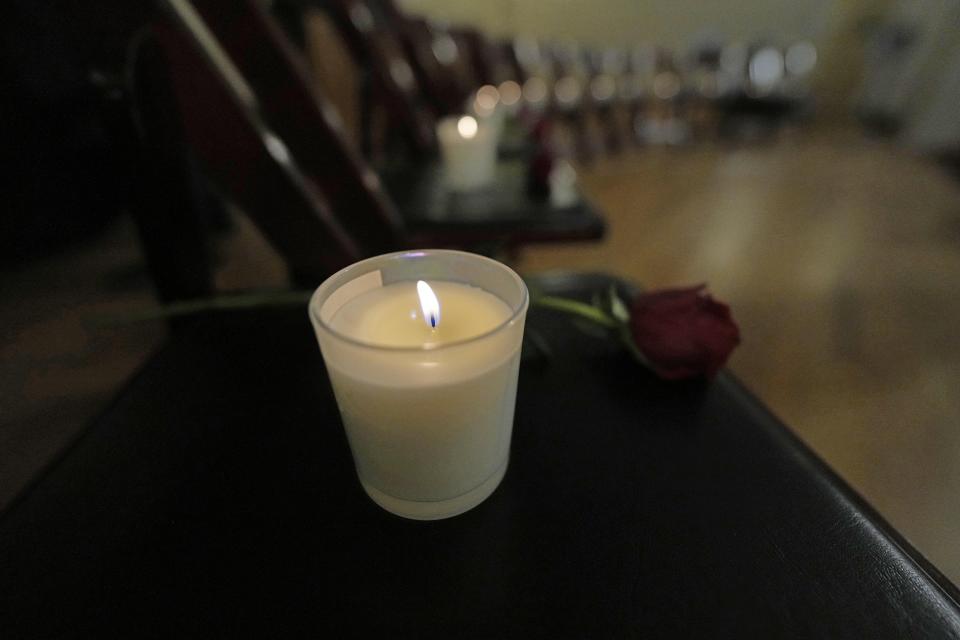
130;1;363;298
128;0;605;300
382;8;476;116
622;45;655;144
183;0;404;257
544;42;603;163
584;47;631;152
321;0;436;155
457;28;509;88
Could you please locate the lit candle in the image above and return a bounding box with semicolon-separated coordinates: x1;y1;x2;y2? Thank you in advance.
309;250;529;519
436;115;498;191
471;84;506;140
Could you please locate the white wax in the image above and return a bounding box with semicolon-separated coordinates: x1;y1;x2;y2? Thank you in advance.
324;280;521;518
329;281;509;348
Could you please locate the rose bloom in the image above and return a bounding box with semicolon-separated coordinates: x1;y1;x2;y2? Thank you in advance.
628;285;740;380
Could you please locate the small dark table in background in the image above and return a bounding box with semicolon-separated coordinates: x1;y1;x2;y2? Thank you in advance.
384;159;606;247
2;274;959;638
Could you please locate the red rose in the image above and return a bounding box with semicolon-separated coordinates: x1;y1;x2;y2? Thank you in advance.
628;285;740;380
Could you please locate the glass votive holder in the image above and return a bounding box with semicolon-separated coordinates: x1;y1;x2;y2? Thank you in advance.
308;250;529;520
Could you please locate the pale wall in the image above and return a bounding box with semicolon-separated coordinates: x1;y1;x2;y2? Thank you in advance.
397;0;839;48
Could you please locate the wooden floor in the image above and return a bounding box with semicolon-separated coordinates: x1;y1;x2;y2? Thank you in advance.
2;126;959;585
0;224;163;511
518;127;960;584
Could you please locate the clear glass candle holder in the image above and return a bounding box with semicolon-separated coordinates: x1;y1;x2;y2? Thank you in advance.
308;250;529;520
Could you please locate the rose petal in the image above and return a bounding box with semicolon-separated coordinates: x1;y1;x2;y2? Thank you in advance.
629;286;740;380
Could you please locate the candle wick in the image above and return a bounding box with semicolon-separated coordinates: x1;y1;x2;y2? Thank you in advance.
430;315;437;329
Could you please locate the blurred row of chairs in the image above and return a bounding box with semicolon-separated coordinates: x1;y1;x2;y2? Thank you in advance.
309;0;817;158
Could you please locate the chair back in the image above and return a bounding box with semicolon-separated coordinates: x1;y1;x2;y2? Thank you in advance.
152;0;363;281
186;0;405;255
325;0;436;154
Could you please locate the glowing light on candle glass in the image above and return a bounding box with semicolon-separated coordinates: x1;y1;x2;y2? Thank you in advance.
522;77;547;104
652;71;681;100
589;74;616;102
417;280;440;329
554;76;581;105
475;85;500;114
498;80;521;106
456;115;478;139
749;47;784;93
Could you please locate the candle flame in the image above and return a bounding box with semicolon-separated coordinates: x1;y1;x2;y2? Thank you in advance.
457;115;478;139
417;280;440;329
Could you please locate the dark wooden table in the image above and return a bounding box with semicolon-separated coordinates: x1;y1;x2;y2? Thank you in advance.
2;275;959;638
384;159;607;247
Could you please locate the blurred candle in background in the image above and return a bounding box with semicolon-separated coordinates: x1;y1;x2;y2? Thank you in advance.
436;115;498;191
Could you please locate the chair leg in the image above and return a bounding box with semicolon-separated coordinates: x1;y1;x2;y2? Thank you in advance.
125;34;215;327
